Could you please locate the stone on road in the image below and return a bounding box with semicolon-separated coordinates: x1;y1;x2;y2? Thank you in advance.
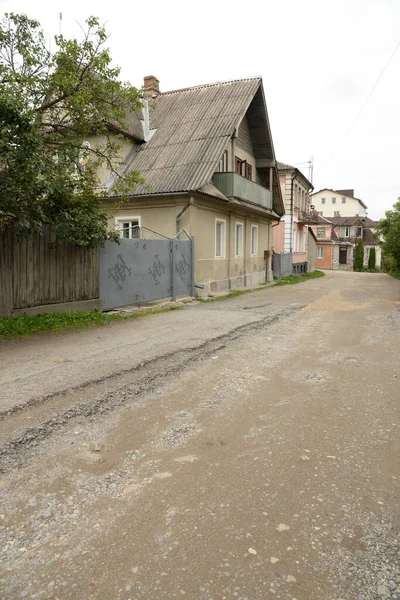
0;271;399;600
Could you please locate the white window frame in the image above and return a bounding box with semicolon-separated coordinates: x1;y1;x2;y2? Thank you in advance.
317;246;324;259
341;196;346;204
115;216;141;239
317;228;325;238
332;197;336;204
250;224;258;256
215;218;226;259
321;198;326;204
235;222;244;257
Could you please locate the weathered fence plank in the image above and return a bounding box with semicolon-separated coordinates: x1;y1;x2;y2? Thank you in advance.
0;228;13;316
0;225;100;317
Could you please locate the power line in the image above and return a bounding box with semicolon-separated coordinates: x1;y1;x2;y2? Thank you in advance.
325;37;400;164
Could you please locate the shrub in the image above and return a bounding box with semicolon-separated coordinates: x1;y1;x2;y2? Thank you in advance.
368;247;376;270
353;239;364;272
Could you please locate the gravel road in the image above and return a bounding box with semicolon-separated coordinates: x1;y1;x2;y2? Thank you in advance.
0;271;399;600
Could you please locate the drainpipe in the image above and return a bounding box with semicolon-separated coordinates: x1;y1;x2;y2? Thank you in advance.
290;174;295;253
176;196;194;235
231;128;237;171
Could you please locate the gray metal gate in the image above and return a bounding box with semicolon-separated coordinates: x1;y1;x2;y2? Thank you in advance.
273;252;293;280
99;230;194;310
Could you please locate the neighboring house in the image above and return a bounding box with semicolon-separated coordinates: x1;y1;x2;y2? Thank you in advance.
91;75;284;294
310;188;368;218
274;162;317;273
311;215;381;269
329;216;381;269
311;215;342;270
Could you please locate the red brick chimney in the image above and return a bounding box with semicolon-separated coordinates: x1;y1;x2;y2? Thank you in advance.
143;75;160;98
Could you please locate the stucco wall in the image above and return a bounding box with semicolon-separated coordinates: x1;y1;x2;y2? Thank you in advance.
187;201;271;293
104;196;187;239
315;244;333;269
88;133;134;186
272;221;285;253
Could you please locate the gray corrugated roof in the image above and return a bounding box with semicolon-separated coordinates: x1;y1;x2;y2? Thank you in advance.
329;216;375;227
105;77;284;216
277;161;295;170
113;78;260;196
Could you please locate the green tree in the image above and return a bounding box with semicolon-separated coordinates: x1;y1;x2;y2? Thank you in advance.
353;238;364;272
368;247;376;270
0;13;143;246
376;199;400;272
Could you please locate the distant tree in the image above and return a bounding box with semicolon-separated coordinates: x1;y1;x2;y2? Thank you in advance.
353;238;364;272
376;199;400;272
0;13;143;246
368;247;376;270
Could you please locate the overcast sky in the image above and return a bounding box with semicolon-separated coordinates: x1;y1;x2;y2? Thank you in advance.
2;0;400;219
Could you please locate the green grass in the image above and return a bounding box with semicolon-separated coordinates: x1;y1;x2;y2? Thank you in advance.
0;306;181;341
273;270;325;286
388;271;400;280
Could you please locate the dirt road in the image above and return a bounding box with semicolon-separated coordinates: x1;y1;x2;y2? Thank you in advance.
1;271;399;600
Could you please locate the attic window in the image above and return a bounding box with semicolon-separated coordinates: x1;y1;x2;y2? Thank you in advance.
245;164;252;181
235;157;245;176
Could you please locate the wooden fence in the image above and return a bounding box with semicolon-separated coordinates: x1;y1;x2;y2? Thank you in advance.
0;225;100;317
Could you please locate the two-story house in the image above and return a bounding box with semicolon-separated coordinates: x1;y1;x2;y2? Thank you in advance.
310;188;368;218
273;162;317;274
311;215;381;270
91;75;284;295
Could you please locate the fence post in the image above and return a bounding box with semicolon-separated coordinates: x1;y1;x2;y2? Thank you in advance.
190;236;195;297
170;240;176;302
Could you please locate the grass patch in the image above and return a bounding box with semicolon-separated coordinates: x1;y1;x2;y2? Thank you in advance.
273;270;325;286
388;271;400;280
0;306;181;341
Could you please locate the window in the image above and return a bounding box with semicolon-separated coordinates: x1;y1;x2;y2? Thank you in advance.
235;156;244;175
321;198;326;205
245;163;252;180
250;225;258;256
215;219;226;258
350;226;357;237
219;150;228;173
342;197;346;204
334;211;340;217
115;217;140;239
332;197;336;204
317;228;325;237
235;222;243;257
366;247;370;259
317;247;324;259
318;211;323;216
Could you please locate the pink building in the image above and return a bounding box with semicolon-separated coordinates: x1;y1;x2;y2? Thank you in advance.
273;162;318;274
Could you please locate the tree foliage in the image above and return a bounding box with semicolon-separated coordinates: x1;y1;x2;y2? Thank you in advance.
368;246;376;270
376;199;400;272
353;238;364;272
0;13;143;246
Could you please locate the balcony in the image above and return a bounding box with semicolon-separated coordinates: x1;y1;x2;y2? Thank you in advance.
297;210;320;224
212;172;272;211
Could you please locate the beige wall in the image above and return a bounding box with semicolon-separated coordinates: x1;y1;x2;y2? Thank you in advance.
187;200;271;293
87;133;134;186
103;195;190;239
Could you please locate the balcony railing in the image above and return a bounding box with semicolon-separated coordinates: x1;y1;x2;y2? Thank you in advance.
212;172;272;210
298;210;320;224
